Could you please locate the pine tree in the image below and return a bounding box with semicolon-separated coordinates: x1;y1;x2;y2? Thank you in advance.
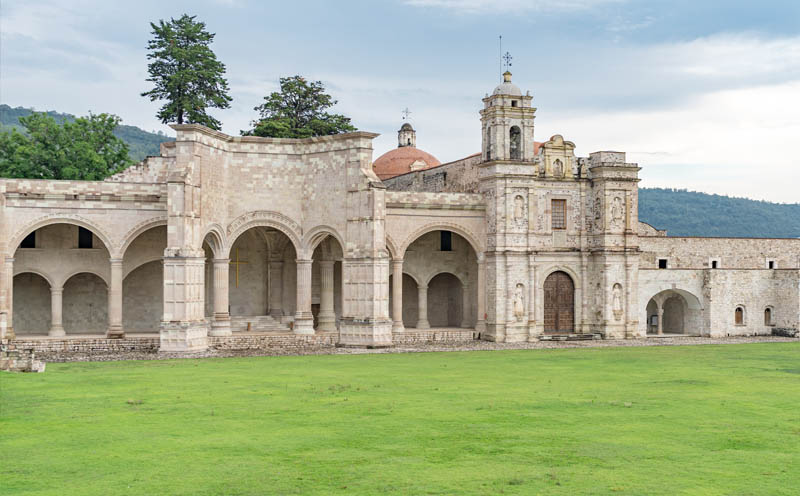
141;14;232;130
244;76;356;138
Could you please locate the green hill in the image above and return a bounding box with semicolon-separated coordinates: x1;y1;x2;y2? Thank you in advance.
0;104;173;162
639;188;800;238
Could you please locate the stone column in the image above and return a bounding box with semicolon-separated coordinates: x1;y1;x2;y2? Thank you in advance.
460;283;470;328
416;284;430;329
4;257;14;339
268;260;284;318
658;306;664;336
294;259;314;334
317;260;336;332
391;259;404;333
475;257;486;333
210;258;231;336
106;258;124;339
528;258;538;340
49;286;65;337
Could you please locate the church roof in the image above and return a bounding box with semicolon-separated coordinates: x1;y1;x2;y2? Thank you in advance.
372;146;441;180
492;71;522;96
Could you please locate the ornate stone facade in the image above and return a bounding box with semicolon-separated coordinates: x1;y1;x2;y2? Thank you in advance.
0;73;797;351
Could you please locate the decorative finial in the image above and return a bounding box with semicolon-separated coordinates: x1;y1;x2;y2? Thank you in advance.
401;107;411;120
503;51;512;72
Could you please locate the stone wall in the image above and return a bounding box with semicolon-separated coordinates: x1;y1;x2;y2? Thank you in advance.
13;273;50;333
383;153;482;193
123;260;162;333
640;236;800;269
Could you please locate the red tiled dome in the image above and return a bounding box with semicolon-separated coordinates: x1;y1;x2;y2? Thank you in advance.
373;147;441;180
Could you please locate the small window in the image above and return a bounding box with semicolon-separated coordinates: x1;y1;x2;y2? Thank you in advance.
767;260;775;269
407;138;411;145
551;199;566;230
21;232;36;249
658;259;668;269
735;307;744;325
78;227;93;249
511;100;518;107
440;231;452;252
764;307;773;326
711;260;718;269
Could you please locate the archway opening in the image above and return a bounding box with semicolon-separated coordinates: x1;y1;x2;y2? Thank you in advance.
310;235;344;332
427;273;463;327
123;260;162;333
400;230;477;330
63;273;108;334
223;227;298;332
544;271;575;333
122;225;166;334
12;273;51;335
645;289;702;336
11;223;112;337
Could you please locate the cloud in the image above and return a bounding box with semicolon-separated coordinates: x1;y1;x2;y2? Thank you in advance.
402;0;623;14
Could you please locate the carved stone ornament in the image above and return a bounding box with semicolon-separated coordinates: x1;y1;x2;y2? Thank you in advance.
612;283;624;321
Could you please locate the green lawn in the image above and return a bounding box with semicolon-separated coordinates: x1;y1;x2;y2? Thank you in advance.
1;344;799;495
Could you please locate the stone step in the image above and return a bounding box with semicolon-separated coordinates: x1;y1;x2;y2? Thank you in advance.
539;333;601;341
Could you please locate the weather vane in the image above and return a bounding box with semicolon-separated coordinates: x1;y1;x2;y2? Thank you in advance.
402;107;412;120
503;51;513;71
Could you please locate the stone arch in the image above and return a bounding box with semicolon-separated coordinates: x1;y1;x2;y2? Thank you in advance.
540;265;582;290
424;270;467;287
509;125;521;160
12;272;52;334
643;289;704;336
401;271;420;286
201;224;227;259
399;223;483;257
303;225;345;256
224;211;302;258
735;305;746;325
123;256;163;280
385;234;400;261
59;269;109;289
13;268;55;289
9;215;115;256
119;216;168;258
426;272;465;327
62;271;108;334
764;305;775;326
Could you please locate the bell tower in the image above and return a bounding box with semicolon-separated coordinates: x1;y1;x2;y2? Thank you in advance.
480;71;536;162
398;123;416;148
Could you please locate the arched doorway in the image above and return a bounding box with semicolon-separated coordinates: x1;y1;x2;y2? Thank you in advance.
645;289;703;336
63;273;108;334
10;222;112;337
12;273;51;335
310;235;344;332
123;261;162;333
543;271;574;333
397;230;478;331
427;273;464;327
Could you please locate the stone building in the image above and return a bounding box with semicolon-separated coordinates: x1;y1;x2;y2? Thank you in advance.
1;71;798;352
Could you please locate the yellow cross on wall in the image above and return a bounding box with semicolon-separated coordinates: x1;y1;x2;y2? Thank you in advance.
229;247;248;288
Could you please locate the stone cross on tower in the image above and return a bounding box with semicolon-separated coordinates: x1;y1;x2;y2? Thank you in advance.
503;51;512;72
401;107;412;120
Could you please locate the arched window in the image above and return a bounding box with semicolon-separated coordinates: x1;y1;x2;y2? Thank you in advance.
764;307;774;326
509;126;521;160
735;306;745;325
485;128;492;160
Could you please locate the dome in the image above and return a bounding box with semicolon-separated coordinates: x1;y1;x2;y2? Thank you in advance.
373;146;441;180
400;122;414;131
492;71;522;96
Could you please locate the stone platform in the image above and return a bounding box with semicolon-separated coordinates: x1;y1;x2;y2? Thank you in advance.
7;328;478;355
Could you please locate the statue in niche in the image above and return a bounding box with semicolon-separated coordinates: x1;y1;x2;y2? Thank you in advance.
611;196;624;230
513;195;525;228
612;283;624;320
513;283;525;322
552;159;564;178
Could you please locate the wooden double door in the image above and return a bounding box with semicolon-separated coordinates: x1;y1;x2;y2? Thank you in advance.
543;271;575;333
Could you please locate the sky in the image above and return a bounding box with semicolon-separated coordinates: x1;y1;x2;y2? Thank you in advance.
1;0;799;202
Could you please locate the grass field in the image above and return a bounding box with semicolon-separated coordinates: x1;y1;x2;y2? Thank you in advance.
1;343;799;495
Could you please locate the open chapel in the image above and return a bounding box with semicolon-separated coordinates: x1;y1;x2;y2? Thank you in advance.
1;71;798;352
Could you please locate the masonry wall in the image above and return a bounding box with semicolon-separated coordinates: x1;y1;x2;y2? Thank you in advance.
63;273;108;334
639;236;800;269
12;273;50;334
383;154;482;193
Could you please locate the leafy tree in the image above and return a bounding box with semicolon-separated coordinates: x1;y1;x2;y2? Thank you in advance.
141;14;232;130
0;112;132;180
244;76;356;138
